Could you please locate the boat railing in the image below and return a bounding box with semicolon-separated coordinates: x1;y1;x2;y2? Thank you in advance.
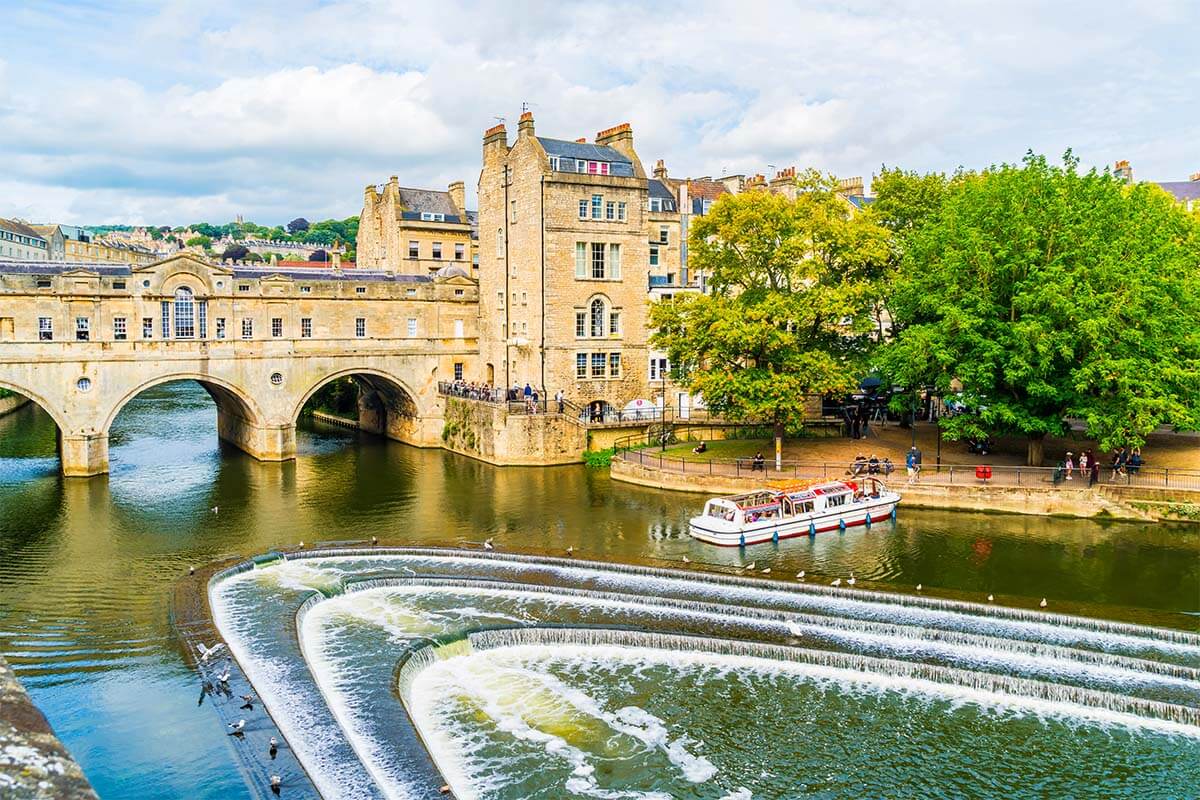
614;450;1200;492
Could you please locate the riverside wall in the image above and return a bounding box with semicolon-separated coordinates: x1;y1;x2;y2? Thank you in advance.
610;456;1200;523
0;655;97;799
0;394;30;417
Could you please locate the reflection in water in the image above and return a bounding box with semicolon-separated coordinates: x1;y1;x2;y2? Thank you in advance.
0;381;1197;799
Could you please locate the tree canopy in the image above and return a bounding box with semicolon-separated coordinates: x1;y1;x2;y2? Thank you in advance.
221;244;250;262
876;152;1200;464
651;171;888;466
287;217;310;234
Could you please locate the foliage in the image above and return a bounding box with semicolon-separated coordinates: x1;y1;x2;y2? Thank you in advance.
651;172;888;449
583;448;614;468
185;235;211;248
287;217;310;234
304;378;358;416
308;249;329;262
877;151;1200;464
221;244;250;262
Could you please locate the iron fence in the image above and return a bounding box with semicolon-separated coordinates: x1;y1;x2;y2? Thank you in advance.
614;449;1200;491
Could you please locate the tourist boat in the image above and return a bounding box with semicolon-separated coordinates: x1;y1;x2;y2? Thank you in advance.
688;478;901;546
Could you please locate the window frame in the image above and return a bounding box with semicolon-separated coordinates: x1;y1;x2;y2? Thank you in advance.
355;317;366;338
38;316;53;341
609;352;621;377
408;240;420;259
591;352;606;378
301;318;312;338
142;317;153;339
591;242;606;279
241;318;253;340
271;317;283;338
215;318;226;339
113;316;127;341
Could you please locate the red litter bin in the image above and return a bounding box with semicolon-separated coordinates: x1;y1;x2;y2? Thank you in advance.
975;465;993;482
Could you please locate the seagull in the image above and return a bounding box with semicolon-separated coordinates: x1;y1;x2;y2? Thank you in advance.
916;583;923;591
212;506;219;514
796;570;805;580
240;693;255;711
682;556;690;564
189;566;196;576
298;541;305;549
269;737;278;759
987;594;994;602
227;719;246;735
785;620;804;637
197;642;226;663
761;567;771;574
847;573;856;586
217;665;231;684
371;536;378;545
483;538;494;551
566;546;574;557
744;561;756;571
831;578;842;587
271;774;282;794
440;786;452;795
1040;598;1048;608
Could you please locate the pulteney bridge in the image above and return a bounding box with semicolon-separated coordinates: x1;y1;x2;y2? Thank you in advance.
0;254;478;476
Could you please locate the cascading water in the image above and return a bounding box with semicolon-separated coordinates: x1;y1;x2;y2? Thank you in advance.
208;548;1200;800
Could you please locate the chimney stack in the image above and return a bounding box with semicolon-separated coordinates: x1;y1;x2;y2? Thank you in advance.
517;111;535;140
448;181;466;216
1114;160;1133;184
595;122;635;160
837;176;865;198
483;123;507;158
653;159;668;180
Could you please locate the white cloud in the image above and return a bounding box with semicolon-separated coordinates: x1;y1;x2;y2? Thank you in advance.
2;0;1196;225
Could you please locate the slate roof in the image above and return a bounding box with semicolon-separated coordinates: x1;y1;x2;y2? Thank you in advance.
846;196;876;210
0;261;432;283
0;218;49;243
648;179;677;212
0;261;129;275
397;187;459;217
1156;181;1200;202
537;137;632;164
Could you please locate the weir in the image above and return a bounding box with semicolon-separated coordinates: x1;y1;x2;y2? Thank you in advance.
205;548;1200;800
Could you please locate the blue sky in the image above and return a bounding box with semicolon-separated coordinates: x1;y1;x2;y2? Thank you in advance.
2;0;1197;226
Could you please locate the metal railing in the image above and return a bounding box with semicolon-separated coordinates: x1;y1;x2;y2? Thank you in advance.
614;449;1200;491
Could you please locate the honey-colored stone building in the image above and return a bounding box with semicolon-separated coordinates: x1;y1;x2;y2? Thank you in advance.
477;114;655;419
357;178;477;276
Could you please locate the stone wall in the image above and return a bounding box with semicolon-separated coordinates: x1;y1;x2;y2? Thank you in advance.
440;398;586;465
0;393;30;417
0;655;97;799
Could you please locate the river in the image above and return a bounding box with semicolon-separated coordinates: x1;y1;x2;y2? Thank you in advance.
0;381;1196;799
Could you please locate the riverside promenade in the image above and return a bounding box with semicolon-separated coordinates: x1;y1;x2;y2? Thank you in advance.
0;656;97;799
611;424;1200;523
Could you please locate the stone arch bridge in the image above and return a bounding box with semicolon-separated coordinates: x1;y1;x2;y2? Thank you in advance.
0;254;478;476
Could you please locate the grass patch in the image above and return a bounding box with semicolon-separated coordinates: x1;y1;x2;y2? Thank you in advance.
583;449;614;468
667;438;772;462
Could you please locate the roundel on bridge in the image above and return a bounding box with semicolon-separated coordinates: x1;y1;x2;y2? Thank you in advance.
270;372;284;386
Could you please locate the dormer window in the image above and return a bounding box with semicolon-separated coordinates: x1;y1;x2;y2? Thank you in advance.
577;160;611;176
420;212;446;222
548;156;560;170
649;198;663;212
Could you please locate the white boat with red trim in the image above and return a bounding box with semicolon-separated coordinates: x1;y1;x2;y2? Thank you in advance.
688;478;900;547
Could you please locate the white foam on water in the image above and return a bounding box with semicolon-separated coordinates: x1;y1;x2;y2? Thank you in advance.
719;789;753;800
210;569;383;800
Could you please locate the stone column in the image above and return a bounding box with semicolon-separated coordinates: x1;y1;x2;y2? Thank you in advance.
60;432;109;477
216;408;296;462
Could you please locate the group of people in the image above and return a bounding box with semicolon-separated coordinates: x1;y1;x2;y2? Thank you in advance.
1061;447;1143;485
848;453;895;478
443;379;505;403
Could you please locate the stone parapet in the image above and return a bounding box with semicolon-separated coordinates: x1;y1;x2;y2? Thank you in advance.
0;655;98;799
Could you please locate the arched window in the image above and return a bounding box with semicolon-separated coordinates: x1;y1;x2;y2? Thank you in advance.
590;297;606;338
174;287;195;339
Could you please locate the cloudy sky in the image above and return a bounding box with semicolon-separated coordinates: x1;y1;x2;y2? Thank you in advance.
2;1;1196;226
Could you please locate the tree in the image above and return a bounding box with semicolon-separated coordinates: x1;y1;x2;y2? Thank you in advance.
287;217;310;234
878;151;1200;465
651;172;888;469
308;249;328;262
185;235;211;249
222;244;250;262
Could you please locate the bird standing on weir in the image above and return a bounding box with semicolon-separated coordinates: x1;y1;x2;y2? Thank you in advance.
483;538;494;551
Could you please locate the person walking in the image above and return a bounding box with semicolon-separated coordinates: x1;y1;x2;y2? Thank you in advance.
555;389;565;414
1064;451;1074;480
905;448;919;484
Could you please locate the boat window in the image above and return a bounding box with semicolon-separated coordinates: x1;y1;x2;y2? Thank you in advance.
797;501;815;514
826;494;847;507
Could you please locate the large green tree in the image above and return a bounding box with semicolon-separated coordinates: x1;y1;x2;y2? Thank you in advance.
651;171;888;468
879;152;1200;465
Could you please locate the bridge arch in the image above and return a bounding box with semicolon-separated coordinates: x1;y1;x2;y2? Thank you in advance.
292;367;422;443
0;378;71;434
101;372;267;436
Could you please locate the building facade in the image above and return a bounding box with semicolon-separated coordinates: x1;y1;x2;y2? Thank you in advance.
0;219;49;261
357;179;476;276
477;114;655;419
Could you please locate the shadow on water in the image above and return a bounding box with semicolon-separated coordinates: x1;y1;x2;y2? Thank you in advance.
0;381;1196;798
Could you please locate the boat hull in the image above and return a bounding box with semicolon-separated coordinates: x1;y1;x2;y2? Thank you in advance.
688;496;900;547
